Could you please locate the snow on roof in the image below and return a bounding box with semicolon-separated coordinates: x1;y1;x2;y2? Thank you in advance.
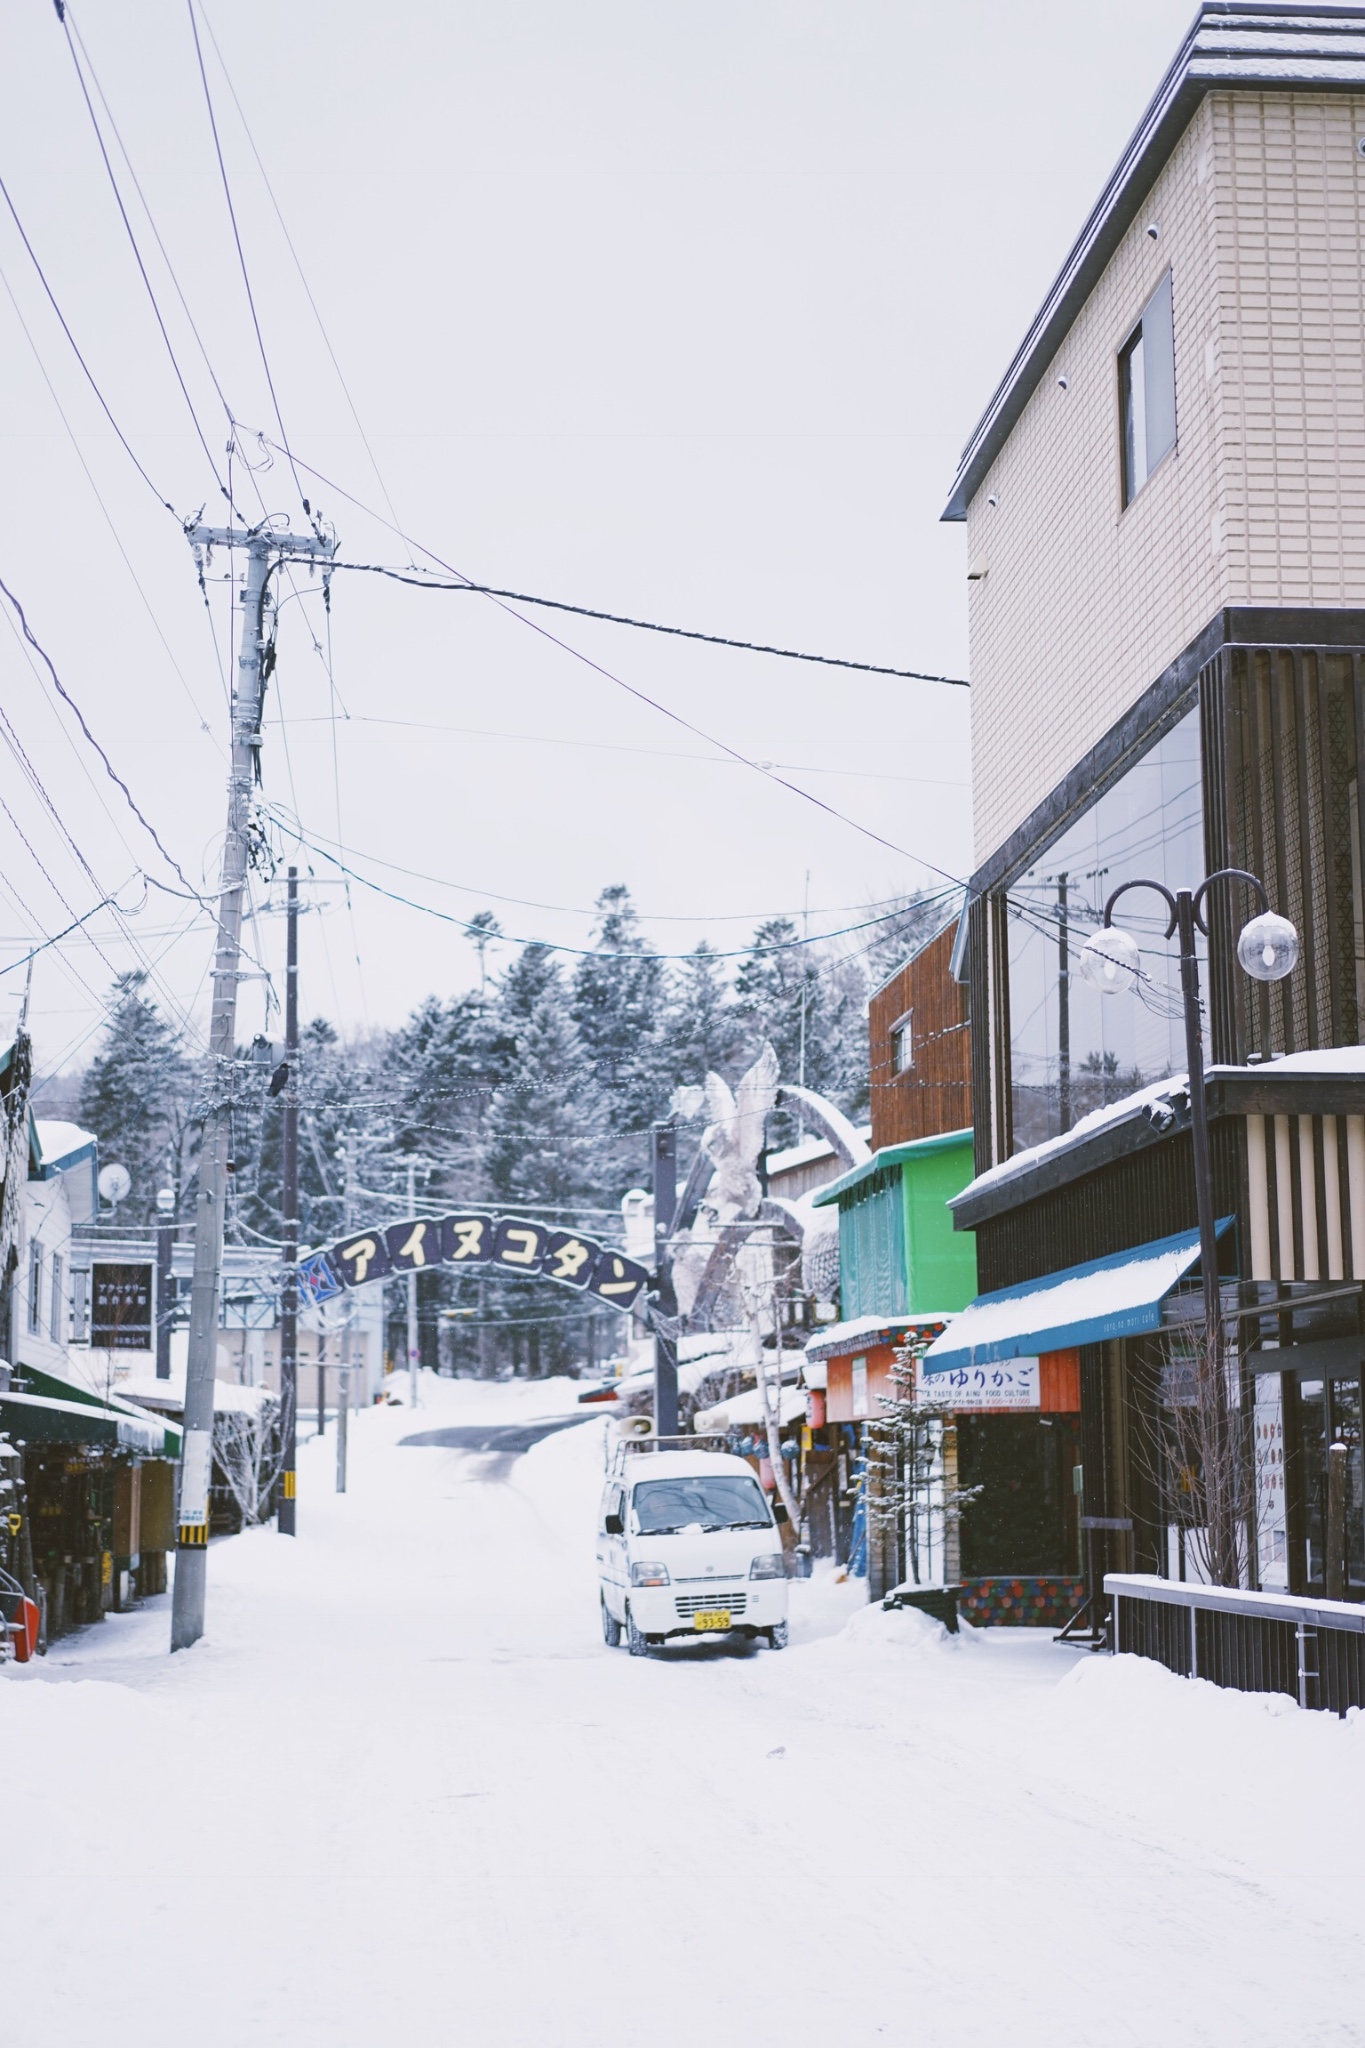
34;1119;96;1164
955;1046;1365;1212
804;1313;951;1363
957;1073;1187;1206
693;1385;806;1432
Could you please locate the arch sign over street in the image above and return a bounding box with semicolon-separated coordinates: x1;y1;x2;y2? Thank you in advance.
296;1212;651;1315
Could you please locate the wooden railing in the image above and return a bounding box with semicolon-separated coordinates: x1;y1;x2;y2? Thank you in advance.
1106;1572;1365;1715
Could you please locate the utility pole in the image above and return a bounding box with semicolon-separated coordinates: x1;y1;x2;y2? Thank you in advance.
155;1185;175;1379
1056;872;1071;1134
407;1155;419;1407
278;866;300;1537
652;1122;678;1439
171;525;334;1650
337;1130;357;1492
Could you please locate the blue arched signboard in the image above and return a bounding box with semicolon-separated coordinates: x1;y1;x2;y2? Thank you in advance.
297;1212;650;1315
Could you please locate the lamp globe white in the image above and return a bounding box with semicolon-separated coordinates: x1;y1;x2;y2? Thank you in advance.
1079;925;1141;995
1236;909;1299;983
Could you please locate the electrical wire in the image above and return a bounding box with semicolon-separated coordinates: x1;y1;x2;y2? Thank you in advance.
330;562;970;687
259;446;968;889
268;709;967;791
58;7;234;508
268;810;956;962
259;802;949;930
0;166;173;512
197;2;406;538
185;0;306;508
0;895;121;979
0;255;222;743
0;572;198;894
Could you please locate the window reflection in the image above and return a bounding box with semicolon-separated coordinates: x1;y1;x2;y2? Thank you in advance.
1007;708;1204;1150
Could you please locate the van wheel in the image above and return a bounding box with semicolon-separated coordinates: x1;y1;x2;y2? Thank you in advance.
626;1607;652;1658
767;1622;789;1650
601;1596;622;1648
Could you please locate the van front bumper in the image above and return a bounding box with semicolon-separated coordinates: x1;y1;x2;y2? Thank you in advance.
627;1580;788;1638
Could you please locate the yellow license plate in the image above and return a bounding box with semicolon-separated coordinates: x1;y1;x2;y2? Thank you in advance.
692;1609;731;1632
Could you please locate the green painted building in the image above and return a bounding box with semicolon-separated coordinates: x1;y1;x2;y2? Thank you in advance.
811;1128;978;1319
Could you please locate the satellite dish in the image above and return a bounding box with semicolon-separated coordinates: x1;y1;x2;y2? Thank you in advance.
98;1163;132;1208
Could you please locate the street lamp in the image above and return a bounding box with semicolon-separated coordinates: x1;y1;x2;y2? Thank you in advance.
1078;868;1298;1374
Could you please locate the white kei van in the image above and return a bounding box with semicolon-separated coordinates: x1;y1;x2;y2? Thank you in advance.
597;1447;789;1655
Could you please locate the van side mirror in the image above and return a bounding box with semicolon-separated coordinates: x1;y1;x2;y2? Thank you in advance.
604;1512;624;1536
772;1502;789;1524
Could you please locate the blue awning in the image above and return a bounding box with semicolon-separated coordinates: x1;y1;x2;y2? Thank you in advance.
920;1220;1234;1374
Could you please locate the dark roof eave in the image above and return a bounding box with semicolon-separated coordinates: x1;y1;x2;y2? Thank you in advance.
950;1067;1365;1227
942;7;1365;522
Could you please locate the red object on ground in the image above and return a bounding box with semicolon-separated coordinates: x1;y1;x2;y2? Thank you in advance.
13;1597;39;1662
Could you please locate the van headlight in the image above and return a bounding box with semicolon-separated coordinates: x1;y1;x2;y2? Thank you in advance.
749;1553;785;1580
630;1560;670;1587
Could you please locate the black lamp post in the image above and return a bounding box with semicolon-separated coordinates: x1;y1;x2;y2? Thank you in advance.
1079;870;1298;1585
1079;868;1298;1367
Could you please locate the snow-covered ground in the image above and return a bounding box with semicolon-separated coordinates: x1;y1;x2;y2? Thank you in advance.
5;1375;1365;2046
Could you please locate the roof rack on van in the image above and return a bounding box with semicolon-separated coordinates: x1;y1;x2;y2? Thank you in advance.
608;1433;728;1475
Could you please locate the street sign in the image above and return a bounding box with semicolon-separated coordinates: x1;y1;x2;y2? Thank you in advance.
300;1211;647;1313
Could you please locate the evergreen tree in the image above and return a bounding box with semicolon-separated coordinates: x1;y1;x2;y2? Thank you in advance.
571;885;670;1178
78;973;193;1223
484;992;607;1210
667;941;743;1087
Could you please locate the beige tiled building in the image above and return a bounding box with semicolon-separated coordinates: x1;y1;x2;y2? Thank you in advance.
937;7;1365;1609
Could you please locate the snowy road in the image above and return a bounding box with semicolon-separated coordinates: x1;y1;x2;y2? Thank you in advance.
5;1375;1365;2046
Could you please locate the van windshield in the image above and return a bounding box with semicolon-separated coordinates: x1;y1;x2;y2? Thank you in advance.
632;1474;772;1535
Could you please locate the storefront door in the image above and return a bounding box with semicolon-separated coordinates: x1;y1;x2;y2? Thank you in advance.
1297;1374;1365;1596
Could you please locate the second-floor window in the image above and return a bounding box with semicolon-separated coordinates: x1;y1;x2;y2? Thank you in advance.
28;1246;42;1334
891;1011;914;1074
50;1253;64;1342
1119;270;1176;507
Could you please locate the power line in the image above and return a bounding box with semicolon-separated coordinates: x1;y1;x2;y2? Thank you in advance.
59;5;233;507
0;165;173;511
260;804;944;929
331;560;969;687
269;812;956;962
196;3;406;538
186;0;306;508
0;572;198;895
268;709;968;791
258;445;967;887
0;255;222;744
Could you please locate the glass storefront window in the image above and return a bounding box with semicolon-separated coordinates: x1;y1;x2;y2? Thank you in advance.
1006;708;1204;1150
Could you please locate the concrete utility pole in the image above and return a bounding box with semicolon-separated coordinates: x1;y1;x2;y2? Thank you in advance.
278;866;300;1537
652;1122;678;1439
337;1130;357;1492
406;1155;419;1408
171;524;334;1652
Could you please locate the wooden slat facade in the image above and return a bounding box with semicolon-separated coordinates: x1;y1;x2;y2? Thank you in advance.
868;922;972;1151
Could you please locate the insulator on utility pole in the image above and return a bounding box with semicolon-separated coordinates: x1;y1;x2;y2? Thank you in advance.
170;523;335;1651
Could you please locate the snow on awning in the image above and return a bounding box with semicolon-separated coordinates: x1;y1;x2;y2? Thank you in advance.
804;1314;949;1364
920;1221;1234;1375
693;1386;806;1433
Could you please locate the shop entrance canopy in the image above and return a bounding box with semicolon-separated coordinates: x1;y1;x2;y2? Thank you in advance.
920;1221;1234;1375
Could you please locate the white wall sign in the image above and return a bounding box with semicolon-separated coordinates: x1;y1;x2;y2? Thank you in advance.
920;1358;1041;1411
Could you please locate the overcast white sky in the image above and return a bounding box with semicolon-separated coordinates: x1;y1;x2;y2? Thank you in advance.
0;0;1194;1074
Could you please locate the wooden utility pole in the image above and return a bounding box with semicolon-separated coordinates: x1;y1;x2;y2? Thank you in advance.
171;525;333;1650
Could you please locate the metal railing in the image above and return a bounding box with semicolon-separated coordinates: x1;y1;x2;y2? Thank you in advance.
1106;1572;1365;1716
